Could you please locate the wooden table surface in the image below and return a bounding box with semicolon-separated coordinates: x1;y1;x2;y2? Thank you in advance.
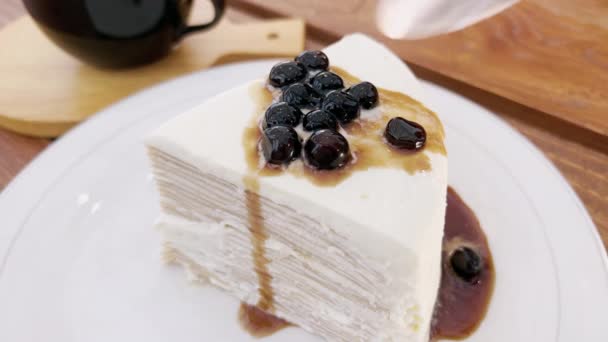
1;1;607;249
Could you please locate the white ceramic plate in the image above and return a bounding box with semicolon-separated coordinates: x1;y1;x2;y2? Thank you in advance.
1;61;607;341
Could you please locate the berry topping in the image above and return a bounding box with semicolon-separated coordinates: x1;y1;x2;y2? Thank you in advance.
347;81;379;109
261;126;301;165
263;102;302;129
281;83;320;108
304;129;351;170
450;247;483;283
384;117;426;150
303;109;338;132
321;90;360;124
310;71;344;94
295;50;329;71
269;61;307;88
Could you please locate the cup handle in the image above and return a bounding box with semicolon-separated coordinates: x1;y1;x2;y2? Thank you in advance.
179;0;226;37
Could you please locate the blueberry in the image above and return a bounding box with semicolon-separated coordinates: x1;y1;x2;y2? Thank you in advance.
303;110;338;132
281;83;320;108
263;102;302;129
295;50;329;71
310;71;344;94
304;129;350;170
384;117;426;150
261;126;301;165
450;247;483;283
347;81;379;109
269;61;307;88
321;90;360;124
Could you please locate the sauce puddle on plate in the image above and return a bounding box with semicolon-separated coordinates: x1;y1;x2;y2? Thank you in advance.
431;187;495;340
239;302;291;338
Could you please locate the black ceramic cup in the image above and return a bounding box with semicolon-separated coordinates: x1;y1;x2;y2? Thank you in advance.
23;0;225;68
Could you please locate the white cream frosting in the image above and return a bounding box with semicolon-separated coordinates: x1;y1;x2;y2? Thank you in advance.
146;34;447;341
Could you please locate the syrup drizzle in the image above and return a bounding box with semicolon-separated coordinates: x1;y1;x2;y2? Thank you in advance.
243;67;446;188
243;84;276;314
243;177;275;312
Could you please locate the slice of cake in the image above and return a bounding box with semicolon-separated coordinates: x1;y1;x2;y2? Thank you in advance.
146;33;447;341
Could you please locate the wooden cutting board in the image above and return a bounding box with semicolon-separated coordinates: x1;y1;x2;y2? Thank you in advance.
233;0;608;137
0;15;305;137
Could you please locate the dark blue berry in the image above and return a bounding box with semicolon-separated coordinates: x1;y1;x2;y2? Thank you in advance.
261;126;301;165
310;71;344;94
347;81;379;109
304;129;350;170
321;90;360;124
281;83;320;108
384;117;426;150
295;50;329;71
263;102;302;129
269;61;306;88
450;247;483;283
302;110;338;132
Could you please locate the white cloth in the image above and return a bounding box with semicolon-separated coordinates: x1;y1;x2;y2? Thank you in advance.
376;0;519;39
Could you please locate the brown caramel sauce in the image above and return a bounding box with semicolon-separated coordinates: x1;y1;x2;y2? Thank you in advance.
238;187;494;340
242;79;277;314
243;176;275;312
431;187;495;340
238;302;291;338
243;67;446;187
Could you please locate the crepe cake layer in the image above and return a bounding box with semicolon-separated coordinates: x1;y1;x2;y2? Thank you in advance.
146;33;447;341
